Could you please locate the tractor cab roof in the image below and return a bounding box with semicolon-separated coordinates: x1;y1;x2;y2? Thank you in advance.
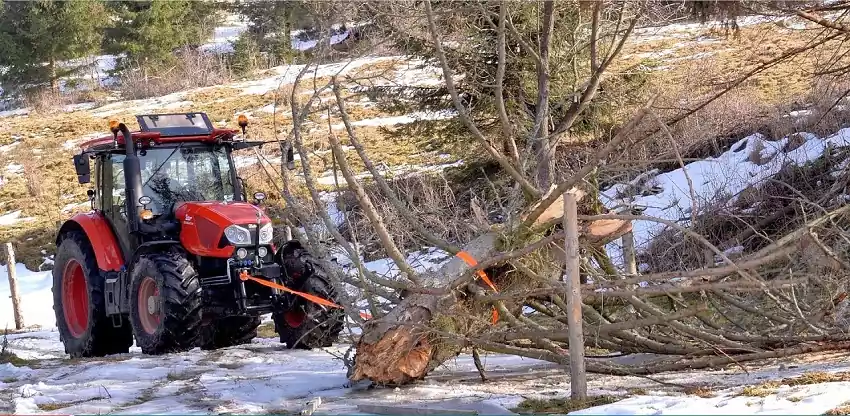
80;112;241;152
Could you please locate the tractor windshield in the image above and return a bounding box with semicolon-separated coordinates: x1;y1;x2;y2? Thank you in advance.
112;145;235;215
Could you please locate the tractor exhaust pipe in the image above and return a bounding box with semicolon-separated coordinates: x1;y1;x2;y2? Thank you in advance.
119;123;145;234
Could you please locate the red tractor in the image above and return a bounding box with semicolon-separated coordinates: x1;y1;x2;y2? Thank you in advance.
55;112;344;357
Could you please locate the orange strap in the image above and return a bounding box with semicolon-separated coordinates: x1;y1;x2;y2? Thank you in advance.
456;251;500;324
239;271;371;320
456;251;498;293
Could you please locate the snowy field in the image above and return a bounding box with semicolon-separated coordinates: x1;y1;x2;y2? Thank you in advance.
2;329;850;415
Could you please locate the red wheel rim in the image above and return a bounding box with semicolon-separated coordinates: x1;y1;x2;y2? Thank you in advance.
138;277;161;335
62;259;90;338
284;310;305;328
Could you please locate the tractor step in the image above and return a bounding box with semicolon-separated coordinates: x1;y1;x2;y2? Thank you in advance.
200;274;231;286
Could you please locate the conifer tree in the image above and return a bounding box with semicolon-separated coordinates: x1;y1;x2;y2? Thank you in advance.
231;0;312;60
0;0;106;94
105;0;222;70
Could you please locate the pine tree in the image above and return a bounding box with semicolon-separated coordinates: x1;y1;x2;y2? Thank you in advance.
0;0;106;94
105;0;222;70
231;0;312;60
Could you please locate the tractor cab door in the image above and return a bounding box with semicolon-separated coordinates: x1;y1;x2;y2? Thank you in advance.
101;153;138;262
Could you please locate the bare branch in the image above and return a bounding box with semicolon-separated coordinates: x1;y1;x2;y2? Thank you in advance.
331;80;461;255
326;122;422;286
523;95;657;228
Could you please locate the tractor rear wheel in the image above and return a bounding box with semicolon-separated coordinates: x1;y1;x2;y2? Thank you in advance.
52;232;133;358
274;253;344;349
129;252;202;354
199;315;261;350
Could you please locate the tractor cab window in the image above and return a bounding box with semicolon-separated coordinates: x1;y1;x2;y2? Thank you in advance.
137;113;213;137
139;145;234;214
111;155;127;211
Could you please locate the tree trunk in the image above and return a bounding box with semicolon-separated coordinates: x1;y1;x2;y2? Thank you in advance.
532;0;556;189
49;58;58;93
350;233;499;385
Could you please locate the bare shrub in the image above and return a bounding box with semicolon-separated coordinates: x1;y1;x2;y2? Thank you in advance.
337;168;474;261
22;85;110;114
118;51;232;100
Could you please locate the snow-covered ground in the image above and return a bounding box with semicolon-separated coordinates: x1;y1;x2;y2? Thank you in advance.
0;264;53;330
198;17;368;54
2;329;849;415
602;128;850;265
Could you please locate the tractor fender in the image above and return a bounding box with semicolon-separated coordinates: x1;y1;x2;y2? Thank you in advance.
275;240;304;259
57;212;124;272
128;240;182;271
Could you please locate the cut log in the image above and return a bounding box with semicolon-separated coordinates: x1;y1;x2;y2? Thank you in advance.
583;217;631;245
350;233;500;385
522;186;585;230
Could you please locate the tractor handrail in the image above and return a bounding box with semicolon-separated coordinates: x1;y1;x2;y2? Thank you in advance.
79;128;240;152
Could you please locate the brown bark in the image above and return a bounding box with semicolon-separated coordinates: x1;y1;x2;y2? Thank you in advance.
350;233;499;385
532;0;556;189
5;242;23;330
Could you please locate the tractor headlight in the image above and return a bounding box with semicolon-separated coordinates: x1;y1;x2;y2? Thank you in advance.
224;225;251;246
258;222;273;245
236;247;249;259
257;246;268;258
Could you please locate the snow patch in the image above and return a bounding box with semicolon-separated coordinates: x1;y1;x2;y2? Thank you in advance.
603;129;850;252
0;210;34;226
0;264;54;329
329;110;456;130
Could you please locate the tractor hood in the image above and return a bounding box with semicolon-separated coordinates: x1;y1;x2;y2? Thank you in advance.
175;201;272;258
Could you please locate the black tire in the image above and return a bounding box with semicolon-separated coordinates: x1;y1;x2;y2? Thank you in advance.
274;252;344;349
52;232;133;358
199;315;261;350
129;251;202;355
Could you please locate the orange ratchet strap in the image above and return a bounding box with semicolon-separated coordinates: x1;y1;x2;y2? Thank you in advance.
238;271;371;320
455;251;500;324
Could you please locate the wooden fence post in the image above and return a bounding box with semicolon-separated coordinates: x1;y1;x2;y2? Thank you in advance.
563;190;586;399
5;242;24;330
623;230;637;275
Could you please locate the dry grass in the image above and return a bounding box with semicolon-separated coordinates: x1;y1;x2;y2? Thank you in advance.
166;370;196;381
23;87;112;115
827;402;850;415
257;322;277;338
0;351;37;368
740;371;850;398
119;52;232;100
37;400;91;411
514;395;620;414
741;381;781;397
683;385;716;398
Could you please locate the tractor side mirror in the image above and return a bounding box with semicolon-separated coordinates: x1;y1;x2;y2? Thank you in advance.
237;177;248;201
73;154;90;184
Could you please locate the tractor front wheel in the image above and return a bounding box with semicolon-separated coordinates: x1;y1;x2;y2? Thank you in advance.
53;232;133;358
273;254;344;349
129;252;202;354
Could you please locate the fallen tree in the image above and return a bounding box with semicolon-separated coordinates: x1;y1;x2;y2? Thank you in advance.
245;0;850;386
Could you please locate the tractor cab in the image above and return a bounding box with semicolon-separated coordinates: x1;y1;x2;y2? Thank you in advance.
73;113;267;265
55;112;342;358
